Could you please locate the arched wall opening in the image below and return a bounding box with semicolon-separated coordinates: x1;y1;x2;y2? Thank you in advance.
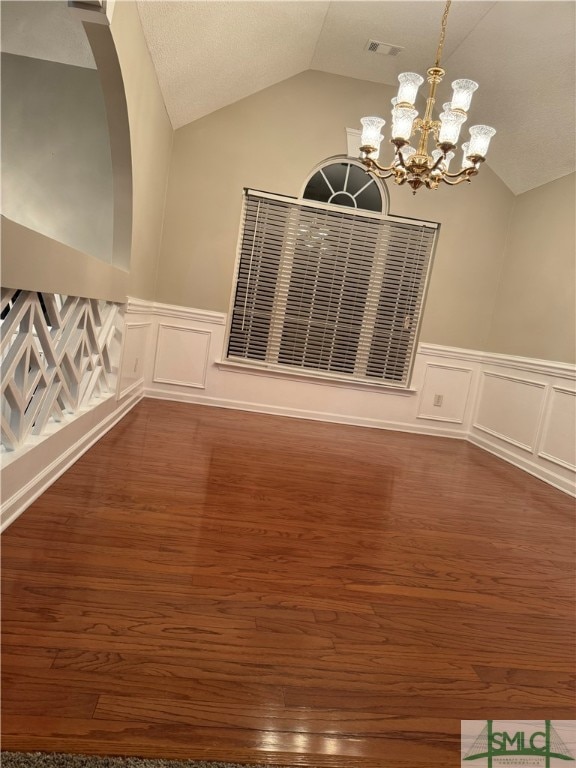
1;0;132;301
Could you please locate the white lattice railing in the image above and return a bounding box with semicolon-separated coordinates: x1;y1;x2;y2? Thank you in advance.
1;288;123;452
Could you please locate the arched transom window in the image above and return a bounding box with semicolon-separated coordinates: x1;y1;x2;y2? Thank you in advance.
303;161;383;213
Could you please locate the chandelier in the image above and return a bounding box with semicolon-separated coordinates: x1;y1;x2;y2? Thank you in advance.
359;0;495;193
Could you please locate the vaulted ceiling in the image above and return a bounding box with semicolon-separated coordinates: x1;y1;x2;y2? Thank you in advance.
136;0;576;195
2;1;574;195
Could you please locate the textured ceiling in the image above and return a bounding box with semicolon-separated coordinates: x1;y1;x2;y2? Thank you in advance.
310;1;495;88
138;0;575;195
137;1;331;127
443;1;576;196
1;1;96;68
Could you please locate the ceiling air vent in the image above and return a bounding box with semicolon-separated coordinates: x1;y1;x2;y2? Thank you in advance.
366;40;404;57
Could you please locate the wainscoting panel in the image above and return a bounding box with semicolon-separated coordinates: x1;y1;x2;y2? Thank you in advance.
538;386;576;471
153;324;211;389
117;322;150;399
417;364;473;424
473;372;546;452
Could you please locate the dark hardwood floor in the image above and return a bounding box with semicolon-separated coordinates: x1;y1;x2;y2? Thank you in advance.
2;398;575;767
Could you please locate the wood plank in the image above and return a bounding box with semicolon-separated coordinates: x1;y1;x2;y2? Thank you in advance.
1;677;98;718
2;666;286;708
48;647;478;690
1;647;59;671
282;682;575;717
2;399;575;766
472;664;576;689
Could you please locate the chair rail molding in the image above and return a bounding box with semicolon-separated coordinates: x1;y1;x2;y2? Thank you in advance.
419;342;576;380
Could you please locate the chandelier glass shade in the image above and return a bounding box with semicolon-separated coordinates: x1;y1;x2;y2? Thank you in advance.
359;0;496;193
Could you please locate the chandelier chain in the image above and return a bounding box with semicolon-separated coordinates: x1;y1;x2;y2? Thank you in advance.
434;0;452;67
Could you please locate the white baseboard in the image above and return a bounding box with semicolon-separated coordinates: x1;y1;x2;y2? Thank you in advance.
144;387;467;439
117;377;145;401
468;432;576;497
0;390;142;531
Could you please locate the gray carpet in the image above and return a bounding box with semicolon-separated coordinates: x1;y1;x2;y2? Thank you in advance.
0;755;272;768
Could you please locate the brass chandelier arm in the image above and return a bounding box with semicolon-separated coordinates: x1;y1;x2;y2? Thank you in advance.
361;157;399;174
364;164;398;175
363;165;396;180
443;157;484;179
361;156;403;181
442;169;475;180
440;173;473;186
369;170;396;180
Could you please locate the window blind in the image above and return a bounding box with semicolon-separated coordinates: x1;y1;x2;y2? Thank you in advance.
226;190;438;387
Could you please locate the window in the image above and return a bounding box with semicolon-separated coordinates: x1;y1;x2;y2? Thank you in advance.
225;160;439;388
303;161;383;212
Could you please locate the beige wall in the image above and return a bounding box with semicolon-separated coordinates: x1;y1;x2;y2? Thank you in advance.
110;1;173;300
157;70;514;351
487;172;576;363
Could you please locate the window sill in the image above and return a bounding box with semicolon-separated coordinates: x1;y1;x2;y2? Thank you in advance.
215;360;417;395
